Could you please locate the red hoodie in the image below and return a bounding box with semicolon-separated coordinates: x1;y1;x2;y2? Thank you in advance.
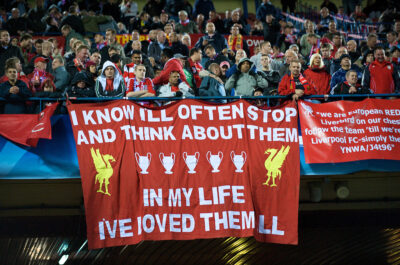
303;66;331;94
152;58;188;86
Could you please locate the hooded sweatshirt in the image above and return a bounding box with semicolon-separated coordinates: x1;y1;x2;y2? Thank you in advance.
94;61;126;98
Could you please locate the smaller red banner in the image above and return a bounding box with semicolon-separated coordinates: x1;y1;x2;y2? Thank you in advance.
299;99;400;163
0;103;59;147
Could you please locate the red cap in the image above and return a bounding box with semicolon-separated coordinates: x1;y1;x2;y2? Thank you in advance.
34;57;48;64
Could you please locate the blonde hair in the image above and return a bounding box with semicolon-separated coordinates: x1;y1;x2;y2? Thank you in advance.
309;53;324;68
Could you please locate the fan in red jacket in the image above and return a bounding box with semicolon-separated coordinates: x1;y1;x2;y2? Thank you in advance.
362;47;400;94
278;60;317;101
152;48;188;86
303;53;331;95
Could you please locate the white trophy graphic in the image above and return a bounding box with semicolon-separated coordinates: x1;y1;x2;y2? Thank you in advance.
159;152;175;174
183;152;199;174
230;151;246;173
206;151;223;173
135;152;151;174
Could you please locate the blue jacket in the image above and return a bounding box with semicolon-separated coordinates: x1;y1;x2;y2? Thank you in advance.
330;68;362;93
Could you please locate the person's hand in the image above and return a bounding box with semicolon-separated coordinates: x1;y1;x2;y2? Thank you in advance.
149;57;156;67
349;86;357;94
292;94;299;101
44;86;53;92
295;89;304;97
9;86;19;94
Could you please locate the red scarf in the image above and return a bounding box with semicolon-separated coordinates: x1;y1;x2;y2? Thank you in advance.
105;79;114;92
171;85;179;92
180;19;190;26
289;73;310;91
73;58;84;72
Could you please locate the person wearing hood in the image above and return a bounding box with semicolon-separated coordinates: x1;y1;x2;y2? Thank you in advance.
303;53;331;95
94;61;126;98
225;57;268;96
67;72;96;98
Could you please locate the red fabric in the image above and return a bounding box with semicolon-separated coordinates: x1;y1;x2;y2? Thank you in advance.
299;99;400;163
126;77;155;95
67;100;300;249
0;103;58;147
152;58;188;86
105;79;114;91
303;67;331;94
26;70;54;93
188;58;203;88
123;62;136;87
368;60;396;94
278;74;317;96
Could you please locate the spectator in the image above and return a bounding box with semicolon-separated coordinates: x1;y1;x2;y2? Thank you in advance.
81;11;115;36
44;15;61;36
365;33;378;53
321;0;338;15
277;25;297;53
120;0;139;22
152;12;169;30
153;48;188;86
330;46;348;75
277;49;298;78
100;28;125;65
225;10;248;36
93;33;106;52
208;10;225;34
0;57;28;86
19;34;34;65
362;47;400;94
0;30;25;76
332;70;371;95
90;51;102;68
143;0;166;17
278;60;317;101
386;31;399;49
257;53;280;95
164;0;185;20
193;0;215;21
281;0;296;13
323;21;339;41
158;70;194;97
251;41;272;70
320;43;333;71
103;0;122;22
84;61;99;86
95;60;126;97
66;45;90;79
199;63;226;99
350;5;367;21
251;20;264;36
175;10;198;34
123;50;154;86
51;56;70;92
390;46;400;66
27;0;46;33
225;57;268;96
60;5;85;36
124;30;151;56
170;32;189;56
125;64;155;98
304;53;331;95
0;64;31;114
195;14;206;34
148;30;168;64
131;11;152;34
203;44;231;70
300;20;318;58
61;25;85;52
347;40;360;63
27;57;54;94
263;14;280;45
317;7;335;36
225;49;247;78
227;24;250;57
181;33;192;50
256;0;278;21
188;47;203;88
330;54;362;91
33;78;63;113
4;8;29;36
66;72;96;98
195;22;227;53
354;49;374;71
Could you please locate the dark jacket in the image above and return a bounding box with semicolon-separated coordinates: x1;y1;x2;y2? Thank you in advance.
0;45;24;76
0;80;32;114
171;41;189;57
194;33;227;53
332;81;371;95
66;72;96;98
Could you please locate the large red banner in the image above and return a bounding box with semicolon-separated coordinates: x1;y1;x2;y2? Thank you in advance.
299;99;400;163
67;100;300;249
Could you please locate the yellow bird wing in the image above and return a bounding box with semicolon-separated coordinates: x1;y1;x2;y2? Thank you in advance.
91;148;106;171
273;146;291;169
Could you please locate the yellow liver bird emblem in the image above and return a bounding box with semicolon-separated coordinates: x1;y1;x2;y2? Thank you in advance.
90;148;115;196
263;146;290;187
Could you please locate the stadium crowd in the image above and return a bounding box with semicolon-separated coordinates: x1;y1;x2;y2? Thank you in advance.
0;0;400;114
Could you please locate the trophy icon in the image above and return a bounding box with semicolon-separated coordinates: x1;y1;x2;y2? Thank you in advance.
230;151;246;173
183;152;199;174
159;152;175;174
135;152;151;174
206;151;223;173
